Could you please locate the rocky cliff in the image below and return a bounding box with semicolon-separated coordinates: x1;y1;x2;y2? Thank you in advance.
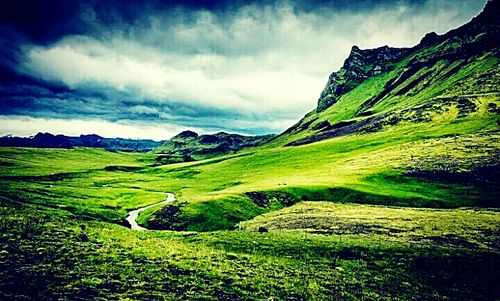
316;45;410;112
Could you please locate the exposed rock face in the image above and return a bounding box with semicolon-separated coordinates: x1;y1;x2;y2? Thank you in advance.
418;32;440;48
278;0;500;147
317;45;410;112
316;0;500;113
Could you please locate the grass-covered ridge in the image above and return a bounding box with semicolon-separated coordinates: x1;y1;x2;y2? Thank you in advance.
273;2;500;147
152;130;274;163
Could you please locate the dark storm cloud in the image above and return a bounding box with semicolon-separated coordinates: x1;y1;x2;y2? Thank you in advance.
0;76;287;135
0;0;489;139
2;0;477;48
0;0;410;41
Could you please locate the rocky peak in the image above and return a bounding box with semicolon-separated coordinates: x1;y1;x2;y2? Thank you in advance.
33;132;54;139
213;132;232;137
418;32;441;48
344;45;405;66
317;45;409;112
80;134;103;140
476;0;499;22
173;130;199;140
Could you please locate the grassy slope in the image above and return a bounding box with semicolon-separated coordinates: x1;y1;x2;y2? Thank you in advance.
1;197;499;300
152;132;274;163
1;96;498;230
0;148;168;221
241;201;500;249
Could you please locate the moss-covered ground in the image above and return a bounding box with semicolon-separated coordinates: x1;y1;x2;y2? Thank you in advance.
1;196;499;300
0;111;499;299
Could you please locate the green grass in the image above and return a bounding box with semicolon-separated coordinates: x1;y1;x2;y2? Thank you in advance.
1;103;498;228
0;147;142;176
1;198;498;300
1;116;497;299
240;201;500;248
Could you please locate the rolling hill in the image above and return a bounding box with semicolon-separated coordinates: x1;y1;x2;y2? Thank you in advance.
152;130;274;163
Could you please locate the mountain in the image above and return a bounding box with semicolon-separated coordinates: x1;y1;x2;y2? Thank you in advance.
152;130;274;164
0;130;274;156
144;0;499;232
275;0;499;146
0;132;163;152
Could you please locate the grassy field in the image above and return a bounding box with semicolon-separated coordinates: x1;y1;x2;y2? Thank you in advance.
0;118;499;299
241;201;500;249
1;105;498;230
1;196;499;300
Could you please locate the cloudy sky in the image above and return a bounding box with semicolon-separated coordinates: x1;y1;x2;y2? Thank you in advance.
0;0;488;140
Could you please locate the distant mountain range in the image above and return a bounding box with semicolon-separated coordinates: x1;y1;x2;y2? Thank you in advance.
0;132;163;152
0;131;275;156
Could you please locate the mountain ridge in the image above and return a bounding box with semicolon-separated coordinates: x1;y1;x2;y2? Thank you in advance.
274;0;499;147
152;130;274;163
0;130;275;155
0;132;164;152
316;45;411;112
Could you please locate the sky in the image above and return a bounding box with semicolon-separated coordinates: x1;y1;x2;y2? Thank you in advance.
0;0;488;140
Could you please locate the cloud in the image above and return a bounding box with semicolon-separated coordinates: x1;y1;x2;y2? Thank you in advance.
0;116;196;140
1;0;489;137
22;35;324;115
0;115;296;140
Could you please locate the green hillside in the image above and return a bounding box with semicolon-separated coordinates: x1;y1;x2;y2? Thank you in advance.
152;130;274;163
272;4;499;147
142;0;499;231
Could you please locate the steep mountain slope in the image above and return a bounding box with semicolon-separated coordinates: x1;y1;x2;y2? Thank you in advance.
0;132;163;152
142;1;499;231
152;130;273;163
274;0;499;147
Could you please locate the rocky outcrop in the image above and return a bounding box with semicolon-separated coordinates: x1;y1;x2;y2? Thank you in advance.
153;130;274;161
316;45;410;112
172;130;198;140
279;0;499;147
316;0;499;114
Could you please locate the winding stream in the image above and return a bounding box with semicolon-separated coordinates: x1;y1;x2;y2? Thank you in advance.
126;193;175;231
